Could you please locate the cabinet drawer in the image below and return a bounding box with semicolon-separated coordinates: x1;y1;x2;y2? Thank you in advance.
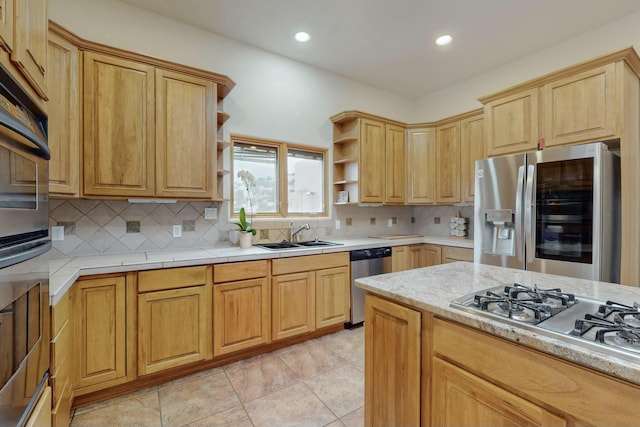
138;265;209;292
51;319;71;375
52;379;73;427
50;354;71;407
441;246;474;263
433;318;640;426
51;292;70;336
214;260;268;283
272;252;349;275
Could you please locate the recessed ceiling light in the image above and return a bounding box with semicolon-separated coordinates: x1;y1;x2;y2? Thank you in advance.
435;34;452;46
295;31;311;42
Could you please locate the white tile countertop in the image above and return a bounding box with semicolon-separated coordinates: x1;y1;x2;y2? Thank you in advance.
355;261;640;385
49;235;473;306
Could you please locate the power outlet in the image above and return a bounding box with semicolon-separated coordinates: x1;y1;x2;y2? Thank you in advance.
387;219;393;227
51;226;64;241
172;224;182;238
204;207;217;220
335;220;341;230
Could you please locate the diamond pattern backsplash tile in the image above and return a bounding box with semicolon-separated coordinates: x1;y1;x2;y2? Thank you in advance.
48;199;475;259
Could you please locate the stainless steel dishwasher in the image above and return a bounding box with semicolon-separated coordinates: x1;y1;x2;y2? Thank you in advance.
348;247;392;327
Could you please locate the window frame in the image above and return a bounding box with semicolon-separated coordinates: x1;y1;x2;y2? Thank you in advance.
230;134;329;219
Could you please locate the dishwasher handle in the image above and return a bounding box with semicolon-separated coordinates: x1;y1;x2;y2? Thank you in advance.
350;247;392;261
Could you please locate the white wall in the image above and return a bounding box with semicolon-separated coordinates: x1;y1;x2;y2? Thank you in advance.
49;0;415;150
414;11;640;122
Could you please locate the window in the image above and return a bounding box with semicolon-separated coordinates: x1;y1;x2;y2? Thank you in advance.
232;135;327;217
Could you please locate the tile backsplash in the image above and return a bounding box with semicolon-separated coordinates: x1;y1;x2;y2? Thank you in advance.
48;199;474;258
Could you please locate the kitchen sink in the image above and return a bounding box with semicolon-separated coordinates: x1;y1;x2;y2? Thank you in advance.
255;242;301;250
296;240;343;247
254;240;342;250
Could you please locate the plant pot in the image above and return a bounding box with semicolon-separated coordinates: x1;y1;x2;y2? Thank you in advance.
238;231;253;249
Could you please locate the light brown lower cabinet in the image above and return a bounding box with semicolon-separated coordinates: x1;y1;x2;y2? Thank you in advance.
364;294;421;427
364;293;640;427
393;243;461;272
315;266;350;328
137;266;212;375
441;245;474;263
432;358;566;427
271;272;316;341
271;252;350;340
72;274;136;395
213;260;270;356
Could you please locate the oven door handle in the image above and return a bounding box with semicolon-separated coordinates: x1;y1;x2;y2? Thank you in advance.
0;107;49;160
0;239;51;269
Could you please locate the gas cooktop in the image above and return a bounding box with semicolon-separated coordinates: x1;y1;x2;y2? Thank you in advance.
450;283;640;364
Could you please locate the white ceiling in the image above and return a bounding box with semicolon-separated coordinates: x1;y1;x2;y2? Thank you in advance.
119;0;640;99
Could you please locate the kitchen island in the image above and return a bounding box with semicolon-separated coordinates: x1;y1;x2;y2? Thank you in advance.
356;262;640;426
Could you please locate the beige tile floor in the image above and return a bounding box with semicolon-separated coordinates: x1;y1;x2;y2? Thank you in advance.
70;327;365;427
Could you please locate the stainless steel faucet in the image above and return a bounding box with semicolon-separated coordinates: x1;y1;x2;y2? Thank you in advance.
290;223;310;242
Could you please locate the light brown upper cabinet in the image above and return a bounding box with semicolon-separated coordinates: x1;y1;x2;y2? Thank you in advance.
359;118;386;203
435;122;461;203
483;88;539;157
385;123;406;204
12;0;48;99
331;111;405;205
49;22;235;200
460;114;484;202
83;51;156;198
542;63;616;148
47;28;81;197
406;127;436;204
83;53;219;199
155;69;216;198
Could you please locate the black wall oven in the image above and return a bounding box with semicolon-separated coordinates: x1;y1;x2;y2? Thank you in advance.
0;66;50;427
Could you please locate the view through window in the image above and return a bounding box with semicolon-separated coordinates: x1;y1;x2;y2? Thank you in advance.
232;136;327;217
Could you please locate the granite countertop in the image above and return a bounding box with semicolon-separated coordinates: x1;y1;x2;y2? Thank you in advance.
49;235;473;306
355;261;640;385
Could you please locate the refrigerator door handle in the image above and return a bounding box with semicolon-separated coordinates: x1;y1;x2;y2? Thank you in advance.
524;164;535;263
515;165;525;262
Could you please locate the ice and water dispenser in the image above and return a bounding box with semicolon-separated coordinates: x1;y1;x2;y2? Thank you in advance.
480;209;515;256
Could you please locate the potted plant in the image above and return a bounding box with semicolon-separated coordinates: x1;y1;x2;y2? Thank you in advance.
235;170;257;248
236;207;256;248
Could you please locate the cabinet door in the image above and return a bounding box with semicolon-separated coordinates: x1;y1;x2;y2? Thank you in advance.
391;245;409;272
47;31;81;197
406;128;436;204
460;114;484;203
436;122;461;203
83;51;155;197
72;275;132;392
138;285;211;375
432;358;566;427
359;118;385;203
315;266;350;328
422;244;442;268
272;272;315;340
543;63;616;148
12;0;47;99
364;294;420;427
485;88;539;156
213;277;270;356
385;124;406;204
155;69;216;198
0;0;14;52
442;246;474;263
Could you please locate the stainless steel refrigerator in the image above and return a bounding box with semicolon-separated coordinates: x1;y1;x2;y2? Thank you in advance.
474;142;621;283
